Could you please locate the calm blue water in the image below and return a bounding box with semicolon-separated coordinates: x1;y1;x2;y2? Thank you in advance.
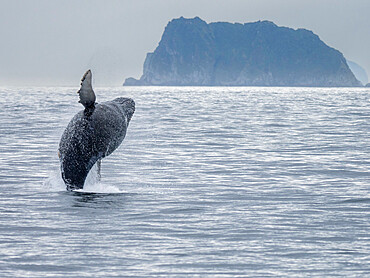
0;86;369;277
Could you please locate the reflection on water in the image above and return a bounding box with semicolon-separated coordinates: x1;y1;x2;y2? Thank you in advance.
70;192;133;208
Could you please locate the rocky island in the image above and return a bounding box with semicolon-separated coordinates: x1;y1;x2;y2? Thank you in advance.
124;17;361;87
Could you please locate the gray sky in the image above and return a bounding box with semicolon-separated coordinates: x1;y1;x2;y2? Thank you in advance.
0;0;369;86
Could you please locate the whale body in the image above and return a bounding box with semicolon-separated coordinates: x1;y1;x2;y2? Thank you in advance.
58;70;135;190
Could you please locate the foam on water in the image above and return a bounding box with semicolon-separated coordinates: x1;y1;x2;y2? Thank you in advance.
42;169;66;192
43;163;124;193
77;181;123;194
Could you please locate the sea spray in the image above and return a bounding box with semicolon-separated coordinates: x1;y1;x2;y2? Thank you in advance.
43;163;123;193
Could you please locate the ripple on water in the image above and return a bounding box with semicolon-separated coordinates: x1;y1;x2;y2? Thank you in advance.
0;86;369;277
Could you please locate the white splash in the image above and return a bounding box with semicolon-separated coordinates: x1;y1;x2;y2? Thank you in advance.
42;169;65;192
43;163;123;193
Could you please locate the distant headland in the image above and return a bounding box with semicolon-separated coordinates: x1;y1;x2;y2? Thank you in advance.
124;17;362;87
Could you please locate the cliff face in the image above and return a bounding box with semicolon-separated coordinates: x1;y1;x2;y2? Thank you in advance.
124;17;361;87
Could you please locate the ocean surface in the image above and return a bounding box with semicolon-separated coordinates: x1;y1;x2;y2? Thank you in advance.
0;86;369;277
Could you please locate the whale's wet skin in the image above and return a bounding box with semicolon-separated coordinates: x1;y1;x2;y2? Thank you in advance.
58;70;135;190
0;87;369;277
59;98;135;190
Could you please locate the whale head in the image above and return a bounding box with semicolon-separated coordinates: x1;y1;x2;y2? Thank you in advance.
113;97;135;123
78;69;96;108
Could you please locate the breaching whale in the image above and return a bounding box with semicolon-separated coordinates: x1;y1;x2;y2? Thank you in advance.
58;70;135;191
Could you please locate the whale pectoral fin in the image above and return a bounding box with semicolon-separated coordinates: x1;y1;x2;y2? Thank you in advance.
97;159;102;181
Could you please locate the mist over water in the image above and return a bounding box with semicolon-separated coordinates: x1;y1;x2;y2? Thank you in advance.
0;86;369;277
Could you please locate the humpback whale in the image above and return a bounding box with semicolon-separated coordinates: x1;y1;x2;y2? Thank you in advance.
59;70;135;191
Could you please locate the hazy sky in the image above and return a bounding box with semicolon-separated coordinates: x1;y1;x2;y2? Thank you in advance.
0;0;369;86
